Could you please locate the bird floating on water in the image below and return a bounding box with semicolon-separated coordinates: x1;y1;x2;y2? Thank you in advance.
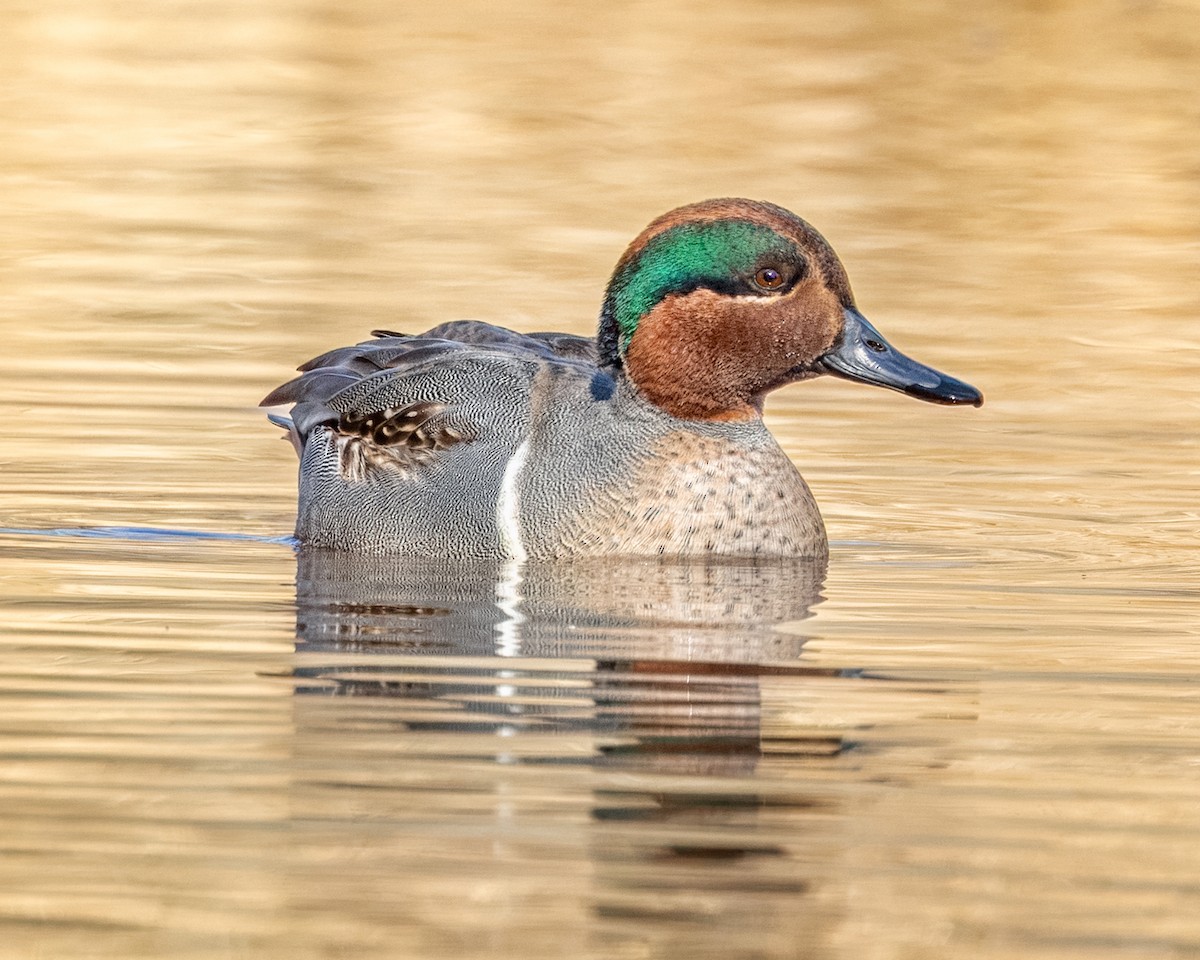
263;198;982;559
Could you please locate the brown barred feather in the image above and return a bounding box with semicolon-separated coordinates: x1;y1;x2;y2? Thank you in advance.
333;400;469;481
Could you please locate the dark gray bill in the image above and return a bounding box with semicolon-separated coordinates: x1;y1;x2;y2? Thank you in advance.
817;308;983;406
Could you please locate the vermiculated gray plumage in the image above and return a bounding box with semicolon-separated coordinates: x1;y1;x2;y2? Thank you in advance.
264;321;825;558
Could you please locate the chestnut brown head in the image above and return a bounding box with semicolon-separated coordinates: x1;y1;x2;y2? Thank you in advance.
598;198;981;421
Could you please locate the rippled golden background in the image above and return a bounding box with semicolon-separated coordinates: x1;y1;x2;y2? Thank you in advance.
1;1;1197;958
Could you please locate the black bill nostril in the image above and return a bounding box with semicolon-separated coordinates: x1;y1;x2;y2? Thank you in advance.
865;338;886;353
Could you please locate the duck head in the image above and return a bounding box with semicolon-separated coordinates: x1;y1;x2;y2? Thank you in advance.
598;198;983;421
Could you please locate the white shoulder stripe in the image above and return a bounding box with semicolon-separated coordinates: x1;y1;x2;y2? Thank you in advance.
496;439;531;562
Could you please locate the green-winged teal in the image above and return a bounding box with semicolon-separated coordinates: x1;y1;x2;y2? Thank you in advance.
263;198;982;559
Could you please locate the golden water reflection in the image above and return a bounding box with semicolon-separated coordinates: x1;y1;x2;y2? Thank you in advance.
3;534;1196;958
1;0;1198;957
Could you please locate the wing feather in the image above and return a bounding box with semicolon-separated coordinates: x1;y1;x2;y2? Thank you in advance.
262;322;601;482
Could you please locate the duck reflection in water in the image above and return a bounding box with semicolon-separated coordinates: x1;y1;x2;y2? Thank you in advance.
288;550;848;939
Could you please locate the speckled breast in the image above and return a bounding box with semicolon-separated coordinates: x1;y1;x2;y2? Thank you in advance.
529;428;828;559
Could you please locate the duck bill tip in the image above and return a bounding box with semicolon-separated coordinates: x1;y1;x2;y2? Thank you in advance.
903;382;984;407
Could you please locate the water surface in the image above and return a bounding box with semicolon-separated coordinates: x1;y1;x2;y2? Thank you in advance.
1;1;1197;958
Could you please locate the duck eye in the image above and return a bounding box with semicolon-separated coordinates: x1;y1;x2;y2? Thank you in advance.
754;267;784;290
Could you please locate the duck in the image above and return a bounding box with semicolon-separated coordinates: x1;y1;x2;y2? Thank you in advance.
262;198;982;560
